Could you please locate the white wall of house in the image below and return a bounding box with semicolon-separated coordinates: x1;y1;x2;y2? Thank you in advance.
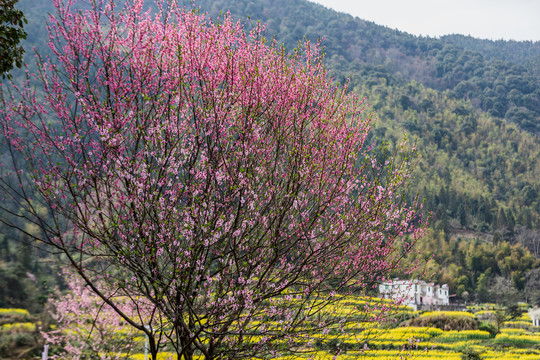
379;279;449;308
529;308;540;327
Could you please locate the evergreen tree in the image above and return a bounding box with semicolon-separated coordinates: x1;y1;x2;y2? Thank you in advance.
0;237;9;261
0;0;27;78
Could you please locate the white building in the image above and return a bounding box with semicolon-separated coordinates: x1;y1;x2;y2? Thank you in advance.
379;279;449;310
529;308;540;327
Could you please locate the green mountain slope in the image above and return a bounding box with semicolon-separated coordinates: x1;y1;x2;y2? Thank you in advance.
187;0;540;231
441;34;540;73
193;0;540;134
193;0;540;300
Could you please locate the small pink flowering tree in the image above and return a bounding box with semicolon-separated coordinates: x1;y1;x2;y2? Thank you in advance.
0;0;425;359
43;271;166;359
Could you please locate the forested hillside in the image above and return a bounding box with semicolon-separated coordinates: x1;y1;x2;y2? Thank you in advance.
1;0;539;308
441;34;540;73
190;0;540;302
193;0;540;134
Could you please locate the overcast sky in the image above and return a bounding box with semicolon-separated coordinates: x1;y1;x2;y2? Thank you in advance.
309;0;540;42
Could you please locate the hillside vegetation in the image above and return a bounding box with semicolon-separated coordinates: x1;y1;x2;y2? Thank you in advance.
195;0;540;134
193;0;540;302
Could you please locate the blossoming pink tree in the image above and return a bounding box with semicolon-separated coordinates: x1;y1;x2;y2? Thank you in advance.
0;0;425;359
43;270;165;360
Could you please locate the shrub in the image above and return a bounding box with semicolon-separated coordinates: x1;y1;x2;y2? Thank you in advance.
478;322;498;337
460;348;484;360
404;315;479;331
14;332;33;347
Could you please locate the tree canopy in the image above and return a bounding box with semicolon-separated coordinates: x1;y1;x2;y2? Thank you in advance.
0;0;27;78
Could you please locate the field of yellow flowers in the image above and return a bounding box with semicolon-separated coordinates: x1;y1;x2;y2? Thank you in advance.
2;299;540;359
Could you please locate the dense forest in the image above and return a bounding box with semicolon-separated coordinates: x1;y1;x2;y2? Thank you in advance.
192;0;540;134
441;34;540;73
1;0;539;310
